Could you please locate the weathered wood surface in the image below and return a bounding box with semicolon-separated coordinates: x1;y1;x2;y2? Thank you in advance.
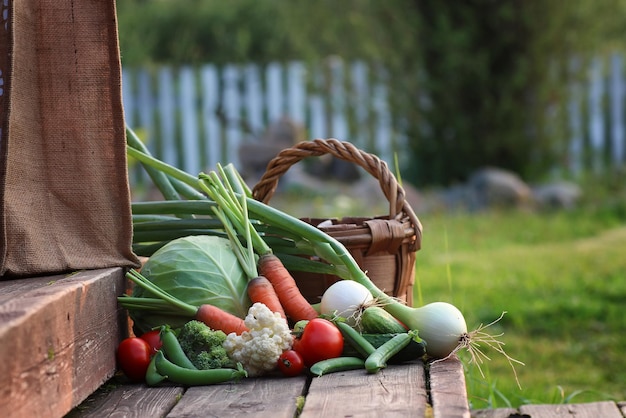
167;375;308;418
471;408;519;418
70;358;467;418
520;401;623;418
70;367;626;418
471;400;626;418
0;268;127;418
300;361;428;418
65;384;184;418
430;356;471;418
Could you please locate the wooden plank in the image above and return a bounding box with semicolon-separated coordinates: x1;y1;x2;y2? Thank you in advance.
429;356;471;418
244;63;265;135
351;60;372;149
287;61;306;126
66;383;184;418
588;56;606;174
200;64;221;170
266;62;284;123
166;375;308;418
520;401;623;418
0;268;127;418
223;64;243;166
329;58;349;141
179;66;201;175
137;69;155;142
371;68;392;163
300;361;428;418
157;67;178;167
610;53;625;167
0;274;62;304
470;408;519;418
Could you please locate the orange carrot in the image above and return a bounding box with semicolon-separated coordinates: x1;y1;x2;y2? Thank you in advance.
196;304;249;335
247;276;287;320
257;254;318;322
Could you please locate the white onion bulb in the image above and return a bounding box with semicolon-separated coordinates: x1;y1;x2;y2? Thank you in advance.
413;302;468;358
320;280;373;325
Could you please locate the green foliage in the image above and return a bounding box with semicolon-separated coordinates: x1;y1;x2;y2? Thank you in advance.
401;0;626;186
177;320;234;370
116;0;296;65
116;0;626;186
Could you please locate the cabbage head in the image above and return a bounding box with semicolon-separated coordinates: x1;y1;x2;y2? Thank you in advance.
130;235;251;334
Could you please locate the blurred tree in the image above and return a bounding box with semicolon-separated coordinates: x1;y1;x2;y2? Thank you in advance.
400;0;626;185
116;0;626;186
116;0;296;65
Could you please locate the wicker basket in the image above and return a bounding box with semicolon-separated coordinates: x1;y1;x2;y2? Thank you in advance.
252;138;423;306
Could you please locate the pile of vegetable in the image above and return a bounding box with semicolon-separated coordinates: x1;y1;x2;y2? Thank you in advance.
115;128;522;386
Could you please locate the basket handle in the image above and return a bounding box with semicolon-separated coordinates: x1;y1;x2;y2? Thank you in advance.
251;138;422;251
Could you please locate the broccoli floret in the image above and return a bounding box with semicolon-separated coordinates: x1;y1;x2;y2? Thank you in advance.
177;320;234;370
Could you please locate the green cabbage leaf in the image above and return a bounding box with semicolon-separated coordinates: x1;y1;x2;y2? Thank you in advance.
130;235;251;333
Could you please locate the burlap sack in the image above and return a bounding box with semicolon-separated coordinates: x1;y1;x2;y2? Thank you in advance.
0;0;140;278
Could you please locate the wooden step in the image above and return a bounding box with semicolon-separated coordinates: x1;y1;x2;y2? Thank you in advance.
0;268;128;418
68;358;471;418
471;401;626;418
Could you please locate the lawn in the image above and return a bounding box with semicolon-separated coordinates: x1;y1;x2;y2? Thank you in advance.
414;210;626;408
269;173;626;409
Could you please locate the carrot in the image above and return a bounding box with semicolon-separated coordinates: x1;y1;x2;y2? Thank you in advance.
257;254;318;322
196;304;249;335
199;168;317;322
247;276;287;320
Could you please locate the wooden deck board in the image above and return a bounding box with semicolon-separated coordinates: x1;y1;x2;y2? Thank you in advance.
470;408;519;418
65;383;184;418
429;357;471;418
166;375;308;418
519;400;623;418
471;401;626;418
300;361;428;418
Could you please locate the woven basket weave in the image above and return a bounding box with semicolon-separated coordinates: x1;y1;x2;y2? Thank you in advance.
252;138;422;306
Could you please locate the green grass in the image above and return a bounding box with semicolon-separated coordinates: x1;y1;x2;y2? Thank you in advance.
415;209;626;408
269;172;626;409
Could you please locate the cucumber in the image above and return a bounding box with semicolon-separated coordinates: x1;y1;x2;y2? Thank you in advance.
359;306;407;334
342;333;426;364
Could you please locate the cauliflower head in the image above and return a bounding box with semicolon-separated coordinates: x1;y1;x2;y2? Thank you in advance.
223;302;293;376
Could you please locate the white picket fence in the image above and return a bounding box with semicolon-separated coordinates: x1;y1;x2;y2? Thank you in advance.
569;54;625;175
122;56;626;187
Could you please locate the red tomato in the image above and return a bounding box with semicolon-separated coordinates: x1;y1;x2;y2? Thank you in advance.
140;330;162;355
117;337;152;382
292;318;344;367
277;350;305;377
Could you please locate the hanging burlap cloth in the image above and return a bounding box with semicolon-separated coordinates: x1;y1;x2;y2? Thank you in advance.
0;0;140;278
